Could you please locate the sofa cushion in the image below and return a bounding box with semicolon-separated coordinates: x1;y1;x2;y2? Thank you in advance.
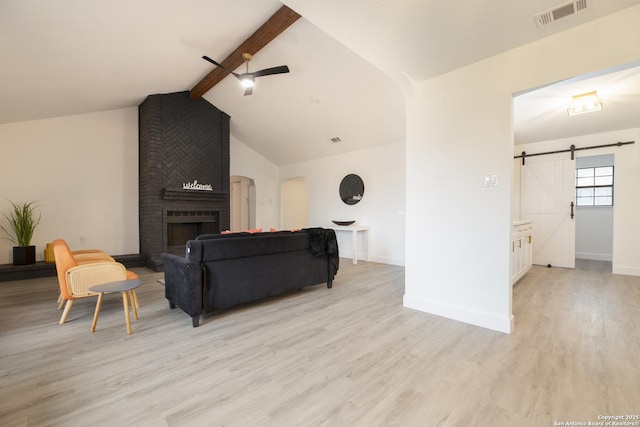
221;228;262;234
196;232;252;240
204;250;329;311
200;231;309;262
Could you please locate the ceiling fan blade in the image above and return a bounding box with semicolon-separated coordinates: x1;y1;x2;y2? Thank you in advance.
203;55;241;78
204;55;287;96
202;55;226;69
250;65;290;78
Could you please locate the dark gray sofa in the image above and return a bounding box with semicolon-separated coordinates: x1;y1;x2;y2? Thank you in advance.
160;228;339;327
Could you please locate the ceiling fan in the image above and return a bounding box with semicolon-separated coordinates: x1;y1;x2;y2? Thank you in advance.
202;53;289;96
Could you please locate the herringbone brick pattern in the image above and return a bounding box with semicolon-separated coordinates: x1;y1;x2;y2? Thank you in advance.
139;91;230;270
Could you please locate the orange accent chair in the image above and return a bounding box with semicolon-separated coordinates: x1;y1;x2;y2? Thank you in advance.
53;239;139;324
54;239;116;308
55;238;115;262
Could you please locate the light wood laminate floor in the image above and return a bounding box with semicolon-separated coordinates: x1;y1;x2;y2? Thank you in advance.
1;259;639;426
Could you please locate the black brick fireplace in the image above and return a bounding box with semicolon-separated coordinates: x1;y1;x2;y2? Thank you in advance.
139;91;230;271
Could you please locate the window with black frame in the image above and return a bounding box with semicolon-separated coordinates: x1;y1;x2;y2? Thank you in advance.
575;166;614;206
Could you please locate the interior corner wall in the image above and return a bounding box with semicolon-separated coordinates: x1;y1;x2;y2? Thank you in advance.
279;143;406;266
403;5;640;333
0;108;139;264
230;136;280;231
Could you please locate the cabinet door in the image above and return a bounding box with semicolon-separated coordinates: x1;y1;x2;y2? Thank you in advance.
516;237;525;277
525;232;533;271
511;238;518;283
512;235;523;283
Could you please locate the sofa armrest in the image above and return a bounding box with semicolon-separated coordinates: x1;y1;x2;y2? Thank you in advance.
161;253;203;319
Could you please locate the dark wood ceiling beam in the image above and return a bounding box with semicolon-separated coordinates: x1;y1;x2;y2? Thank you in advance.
190;5;301;99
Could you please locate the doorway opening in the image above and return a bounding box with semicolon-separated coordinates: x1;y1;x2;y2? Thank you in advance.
230;176;256;231
513;61;640;273
575;154;614;266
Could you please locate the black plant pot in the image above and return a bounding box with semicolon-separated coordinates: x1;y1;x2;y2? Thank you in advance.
13;246;36;266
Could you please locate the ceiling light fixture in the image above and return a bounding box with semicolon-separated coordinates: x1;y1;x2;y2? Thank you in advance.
240;53;255;88
567;90;603;116
240;76;255;88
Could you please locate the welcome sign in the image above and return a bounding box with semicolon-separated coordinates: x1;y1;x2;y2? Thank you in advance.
182;180;213;191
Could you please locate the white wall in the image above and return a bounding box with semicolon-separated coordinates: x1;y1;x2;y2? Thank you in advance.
575;154;614;262
404;5;640;333
280;142;406;266
576;206;613;261
516;128;640;274
0;108;139;264
281;177;309;229
229;135;280;231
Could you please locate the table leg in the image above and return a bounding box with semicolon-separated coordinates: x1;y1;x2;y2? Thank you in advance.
352;229;358;264
365;229;370;262
91;292;104;332
129;290;139;320
131;289;140;309
122;291;132;335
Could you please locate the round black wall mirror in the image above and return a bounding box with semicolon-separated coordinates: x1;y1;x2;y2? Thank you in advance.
339;174;365;205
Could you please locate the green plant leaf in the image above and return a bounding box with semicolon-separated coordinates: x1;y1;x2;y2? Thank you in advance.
0;200;41;247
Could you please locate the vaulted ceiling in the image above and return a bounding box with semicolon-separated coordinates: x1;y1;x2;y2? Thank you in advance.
2;0;639;165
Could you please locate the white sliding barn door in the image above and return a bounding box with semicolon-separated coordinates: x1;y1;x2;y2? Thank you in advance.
521;153;576;268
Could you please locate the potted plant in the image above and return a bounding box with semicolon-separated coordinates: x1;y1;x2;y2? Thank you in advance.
1;201;41;265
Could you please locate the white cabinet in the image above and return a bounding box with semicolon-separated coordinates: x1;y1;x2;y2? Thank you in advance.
512;220;533;284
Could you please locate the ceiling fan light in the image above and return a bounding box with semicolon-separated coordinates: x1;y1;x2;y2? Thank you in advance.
567;91;603;116
240;77;255;88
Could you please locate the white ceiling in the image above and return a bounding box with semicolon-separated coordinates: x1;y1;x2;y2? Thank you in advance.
2;0;639;165
514;61;640;145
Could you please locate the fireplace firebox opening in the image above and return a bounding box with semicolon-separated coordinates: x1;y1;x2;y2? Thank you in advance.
165;210;219;255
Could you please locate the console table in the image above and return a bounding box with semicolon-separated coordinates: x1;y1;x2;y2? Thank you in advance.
329;225;370;265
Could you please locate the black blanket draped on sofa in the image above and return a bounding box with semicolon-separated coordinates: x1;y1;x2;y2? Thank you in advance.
305;227;339;273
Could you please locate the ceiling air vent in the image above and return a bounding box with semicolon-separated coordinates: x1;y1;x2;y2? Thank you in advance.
329;137;342;144
535;0;587;27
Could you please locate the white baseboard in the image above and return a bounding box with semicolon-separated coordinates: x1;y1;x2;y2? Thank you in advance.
576;252;612;261
612;265;640;277
370;255;405;266
403;294;513;334
340;253;405;266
